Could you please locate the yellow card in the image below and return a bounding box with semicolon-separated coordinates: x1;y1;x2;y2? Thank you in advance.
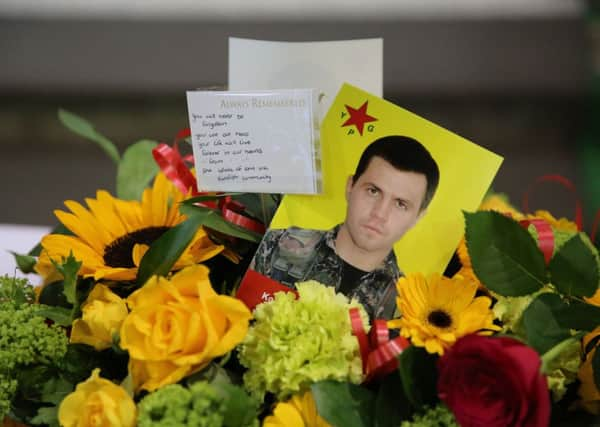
270;83;503;275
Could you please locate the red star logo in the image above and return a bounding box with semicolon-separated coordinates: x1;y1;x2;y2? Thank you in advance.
342;101;377;136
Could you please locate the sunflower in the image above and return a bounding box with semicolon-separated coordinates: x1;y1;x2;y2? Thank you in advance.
585;288;600;307
263;392;332;427
35;173;224;282
478;193;523;218
578;326;600;415
389;273;500;355
528;210;578;232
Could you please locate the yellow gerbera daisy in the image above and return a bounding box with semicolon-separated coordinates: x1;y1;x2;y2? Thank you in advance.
35;173;224;282
263;392;332;427
389;273;500;355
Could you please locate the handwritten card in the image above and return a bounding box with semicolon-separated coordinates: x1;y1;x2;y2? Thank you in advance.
186;90;321;194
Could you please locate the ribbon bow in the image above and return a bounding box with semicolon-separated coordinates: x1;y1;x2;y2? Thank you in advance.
349;308;410;382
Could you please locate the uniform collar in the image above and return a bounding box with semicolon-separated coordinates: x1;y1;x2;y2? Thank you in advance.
325;224;400;278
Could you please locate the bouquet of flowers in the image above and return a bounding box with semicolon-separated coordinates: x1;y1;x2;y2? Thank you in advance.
2;111;599;427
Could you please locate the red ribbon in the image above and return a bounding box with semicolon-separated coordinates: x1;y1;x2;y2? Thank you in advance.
349;308;410;381
217;196;266;234
152;135;197;195
522;174;583;231
152;129;266;235
519;218;555;264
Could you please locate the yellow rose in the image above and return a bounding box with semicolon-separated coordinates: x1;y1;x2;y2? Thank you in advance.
70;284;128;350
119;264;252;392
58;368;136;427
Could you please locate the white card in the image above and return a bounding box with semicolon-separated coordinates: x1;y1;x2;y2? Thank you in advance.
186;90;321;194
228;38;383;119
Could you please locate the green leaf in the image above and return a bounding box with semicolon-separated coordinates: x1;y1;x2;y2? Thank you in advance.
374;371;412;427
549;234;599;297
136;214;206;286
180;204;262;243
30;405;59;427
40;377;74;405
58;109;120;164
50;252;81;305
183;193;242;205
552;300;600;331
38;281;70;308
593;346;600;392
213;383;259;427
522;293;571;354
10;251;37;273
465;211;547;296
312;380;375;427
34;306;72;326
116;139;159;200
120;373;135;398
397;346;439;410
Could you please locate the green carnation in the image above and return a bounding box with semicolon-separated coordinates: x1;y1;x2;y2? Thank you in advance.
137;381;258;427
401;405;459;427
543;337;581;402
238;281;367;400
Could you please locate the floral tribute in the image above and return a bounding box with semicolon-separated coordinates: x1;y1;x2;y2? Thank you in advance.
1;111;600;427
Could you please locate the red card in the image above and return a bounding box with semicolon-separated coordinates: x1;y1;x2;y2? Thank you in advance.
236;269;298;310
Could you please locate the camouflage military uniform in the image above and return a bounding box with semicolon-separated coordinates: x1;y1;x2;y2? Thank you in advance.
250;225;401;320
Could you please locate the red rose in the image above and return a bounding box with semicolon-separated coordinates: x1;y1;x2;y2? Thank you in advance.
438;334;550;427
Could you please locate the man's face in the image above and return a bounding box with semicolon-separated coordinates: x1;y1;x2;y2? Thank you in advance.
344;156;428;254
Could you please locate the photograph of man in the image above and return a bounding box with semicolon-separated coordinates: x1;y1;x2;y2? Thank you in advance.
249;135;440;320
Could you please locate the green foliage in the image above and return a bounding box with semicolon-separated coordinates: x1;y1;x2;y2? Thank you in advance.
10;252;37;274
180;202;263;243
400;405;459;427
137;381;258;427
116;140;160;200
212;383;260;427
33;306;72;327
522;293;572;354
30;405;59;427
464;211;547;296
549;234;599;297
58;109;120;164
312;380;375;427
49;252;81;305
136;215;204;286
0;275;35;307
398;346;439;410
374;371;412;427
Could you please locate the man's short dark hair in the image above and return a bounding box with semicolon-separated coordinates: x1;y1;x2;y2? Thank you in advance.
352;135;440;211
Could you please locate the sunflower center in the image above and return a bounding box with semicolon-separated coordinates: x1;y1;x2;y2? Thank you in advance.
427;310;453;328
103;226;171;268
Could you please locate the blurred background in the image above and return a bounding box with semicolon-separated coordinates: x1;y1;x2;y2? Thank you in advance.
0;0;598;258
